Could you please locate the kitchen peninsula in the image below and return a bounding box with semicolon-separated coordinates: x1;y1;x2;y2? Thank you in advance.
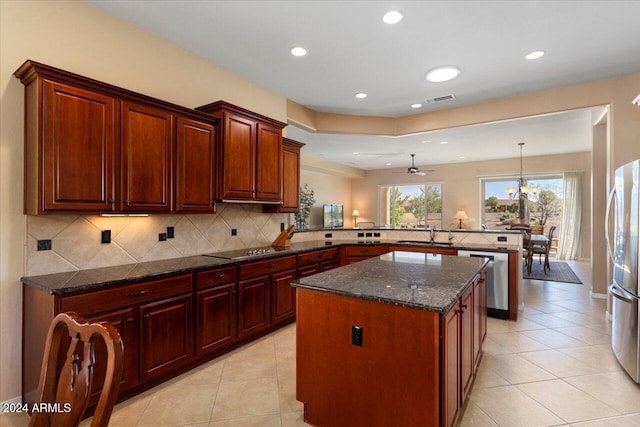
293;251;488;427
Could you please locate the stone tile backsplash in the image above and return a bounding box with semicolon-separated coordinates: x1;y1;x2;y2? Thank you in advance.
26;204;290;276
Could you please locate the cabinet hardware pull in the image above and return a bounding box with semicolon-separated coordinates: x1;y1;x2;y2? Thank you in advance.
269;263;276;268
143;313;150;319
214;274;225;278
124;199;130;205
126;317;133;323
461;304;468;309
107;198;114;203
127;290;148;297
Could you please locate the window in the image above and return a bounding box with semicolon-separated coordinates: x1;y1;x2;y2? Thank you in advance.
379;184;442;229
482;176;563;236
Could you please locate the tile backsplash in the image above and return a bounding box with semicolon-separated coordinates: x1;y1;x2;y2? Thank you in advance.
26;204;289;276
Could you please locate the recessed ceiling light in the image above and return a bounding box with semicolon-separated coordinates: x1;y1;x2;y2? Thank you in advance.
411;103;422;108
352;152;359;155
426;66;460;83
382;10;403;24
354;92;367;99
525;50;545;60
440;141;449;145
386;162;392;166
421;140;430;144
290;46;307;57
459;156;465;159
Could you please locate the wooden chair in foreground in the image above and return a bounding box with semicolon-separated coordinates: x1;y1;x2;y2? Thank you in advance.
30;312;124;427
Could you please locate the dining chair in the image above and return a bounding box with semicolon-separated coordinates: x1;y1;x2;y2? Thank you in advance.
532;225;556;273
522;231;534;275
507;223;531;231
30;312;124;427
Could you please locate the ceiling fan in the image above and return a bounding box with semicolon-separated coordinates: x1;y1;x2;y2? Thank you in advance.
394;154;434;176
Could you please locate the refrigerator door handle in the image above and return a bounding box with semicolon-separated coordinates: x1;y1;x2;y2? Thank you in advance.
609;283;636;303
605;187;617;264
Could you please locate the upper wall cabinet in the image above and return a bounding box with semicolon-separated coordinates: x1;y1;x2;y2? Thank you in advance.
264;138;304;214
196;101;286;203
14;60;218;214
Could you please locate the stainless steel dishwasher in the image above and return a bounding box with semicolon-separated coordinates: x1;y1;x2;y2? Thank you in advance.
458;250;509;319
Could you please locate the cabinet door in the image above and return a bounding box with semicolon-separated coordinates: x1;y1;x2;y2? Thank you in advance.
271;268;296;323
219;112;256;199
441;305;460;427
41;80;116;212
298;264;321;278
121;101;173;211
279;141;300;211
473;274;486;368
238;275;271;338
175;117;216;212
196;283;237;356
254;122;282;201
139;293;193;381
86;308;138;400
460;286;474;401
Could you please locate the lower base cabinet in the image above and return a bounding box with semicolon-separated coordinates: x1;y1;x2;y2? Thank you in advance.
139;293;193;381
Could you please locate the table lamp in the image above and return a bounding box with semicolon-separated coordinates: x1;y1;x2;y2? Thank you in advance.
352;209;361;227
454;210;468;229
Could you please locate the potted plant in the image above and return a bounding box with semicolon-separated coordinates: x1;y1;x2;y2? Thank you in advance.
295;184;315;230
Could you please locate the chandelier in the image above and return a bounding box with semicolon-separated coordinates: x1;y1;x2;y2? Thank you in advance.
506;142;539;199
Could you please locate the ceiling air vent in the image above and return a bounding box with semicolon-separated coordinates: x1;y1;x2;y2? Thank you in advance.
426;94;456;103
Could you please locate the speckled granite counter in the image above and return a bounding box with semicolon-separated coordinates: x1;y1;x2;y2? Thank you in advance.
22;239;505;296
292;251;488;313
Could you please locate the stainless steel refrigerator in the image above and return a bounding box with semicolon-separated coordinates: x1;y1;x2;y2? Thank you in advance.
606;159;640;383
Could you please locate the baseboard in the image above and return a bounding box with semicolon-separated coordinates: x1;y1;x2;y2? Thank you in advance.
590;290;608;299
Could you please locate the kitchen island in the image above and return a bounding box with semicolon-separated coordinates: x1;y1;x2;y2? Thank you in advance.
292;251;489;427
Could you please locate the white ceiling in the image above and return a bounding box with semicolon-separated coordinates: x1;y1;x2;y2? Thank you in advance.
89;0;640;170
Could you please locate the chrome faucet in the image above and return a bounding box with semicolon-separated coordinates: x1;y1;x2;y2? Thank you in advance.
429;227;436;243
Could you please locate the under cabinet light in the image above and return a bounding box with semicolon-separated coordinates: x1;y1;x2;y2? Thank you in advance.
100;213;150;217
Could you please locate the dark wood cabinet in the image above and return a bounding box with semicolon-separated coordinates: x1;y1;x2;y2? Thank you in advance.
297;247;340;277
440;272;486;427
196;101;286;203
121;102;173;212
139;293;193;381
86;308;138;399
238;255;297;337
15;60;218;215
24;80;117;214
175;117;217;212
195;266;237;356
343;244;390;264
264;138;304;213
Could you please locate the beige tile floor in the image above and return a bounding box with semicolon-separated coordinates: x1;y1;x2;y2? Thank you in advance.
3;260;640;426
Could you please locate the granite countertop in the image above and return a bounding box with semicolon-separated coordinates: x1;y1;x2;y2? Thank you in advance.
292;251;489;314
21;239;509;296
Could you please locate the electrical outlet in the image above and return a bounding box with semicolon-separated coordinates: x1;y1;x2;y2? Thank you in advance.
374;232;381;237
357;232;365;238
37;239;52;251
365;232;373;237
280;222;285;232
159;233;167;241
497;236;507;242
101;230;111;244
167;226;174;239
352;325;363;347
231;229;237;236
325;233;333;238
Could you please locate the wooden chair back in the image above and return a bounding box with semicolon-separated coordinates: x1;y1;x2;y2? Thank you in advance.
30;312;124;427
507;223;531;231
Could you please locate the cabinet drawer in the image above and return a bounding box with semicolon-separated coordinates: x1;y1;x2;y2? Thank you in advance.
297;248;339;267
345;245;389;257
196;266;236;290
60;274;192;316
239;255;297;279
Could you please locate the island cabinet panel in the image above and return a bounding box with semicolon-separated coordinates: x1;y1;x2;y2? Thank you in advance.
473;273;487;368
175;117;217;212
139;293;193;381
28;80;117;213
196;101;286;203
296;289;441;427
263;138;304;214
460;286;474;401
441;303;460;427
121;102;173;212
